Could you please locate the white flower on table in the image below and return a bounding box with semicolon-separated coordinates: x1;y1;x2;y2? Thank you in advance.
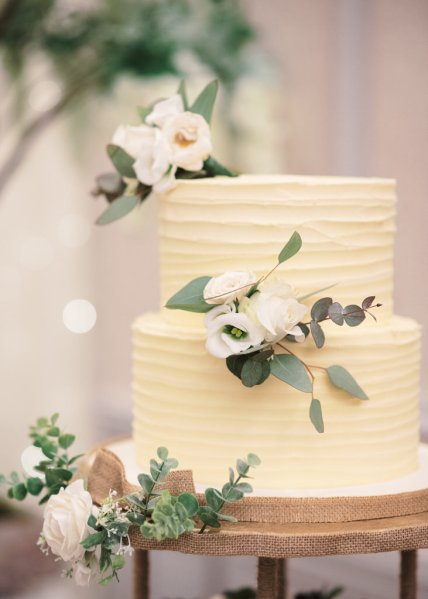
204;271;258;305
42;479;94;563
241;282;308;344
204;304;265;358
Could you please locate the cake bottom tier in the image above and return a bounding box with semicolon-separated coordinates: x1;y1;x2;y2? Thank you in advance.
133;313;421;491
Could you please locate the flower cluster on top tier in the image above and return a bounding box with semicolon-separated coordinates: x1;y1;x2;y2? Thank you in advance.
93;80;236;225
166;232;382;433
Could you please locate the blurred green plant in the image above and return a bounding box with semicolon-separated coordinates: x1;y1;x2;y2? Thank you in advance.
0;0;257;193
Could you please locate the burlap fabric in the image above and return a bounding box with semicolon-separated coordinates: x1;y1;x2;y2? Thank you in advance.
88;448;428;524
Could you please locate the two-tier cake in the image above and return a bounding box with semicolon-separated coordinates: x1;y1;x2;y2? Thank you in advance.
132;175;421;491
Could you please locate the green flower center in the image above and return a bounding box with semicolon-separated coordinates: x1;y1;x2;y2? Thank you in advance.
223;325;247;339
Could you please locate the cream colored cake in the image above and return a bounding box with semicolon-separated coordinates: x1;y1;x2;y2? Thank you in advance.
132;175;421;491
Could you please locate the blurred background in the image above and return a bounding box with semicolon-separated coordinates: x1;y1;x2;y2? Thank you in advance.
0;0;427;597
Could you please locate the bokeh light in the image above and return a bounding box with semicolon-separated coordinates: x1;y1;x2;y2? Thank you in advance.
62;299;97;334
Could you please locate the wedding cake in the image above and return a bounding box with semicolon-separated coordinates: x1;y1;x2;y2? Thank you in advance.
132;175;421;491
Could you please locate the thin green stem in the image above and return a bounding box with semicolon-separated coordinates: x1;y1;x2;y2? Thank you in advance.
199;473;244;534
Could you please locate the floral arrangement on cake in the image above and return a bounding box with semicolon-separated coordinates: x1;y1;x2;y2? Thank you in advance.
93;80;236;224
1;415;260;587
166;232;381;433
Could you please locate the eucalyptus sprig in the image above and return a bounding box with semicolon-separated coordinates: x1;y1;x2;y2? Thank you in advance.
0;413;82;504
166;231;383;433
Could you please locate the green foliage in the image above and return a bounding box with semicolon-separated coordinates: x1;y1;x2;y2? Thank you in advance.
309;399;324;433
203;156;239;177
1;414;81;505
270;354;312;393
140;490;196;540
107;145;136;178
240;357;270;388
327;365;368;400
96;195;140;225
310;320;325;349
278;231;302;264
190;80;219;123
165;276;213;312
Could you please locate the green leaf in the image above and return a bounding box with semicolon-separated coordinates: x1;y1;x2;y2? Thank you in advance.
165;276;213;313
126;494;147;511
50;413;60;425
270;354;312;393
58;434;75;450
327;365;369;400
138;473;154;494
10;471;19;484
235;482;253;493
205;488;224;512
221;483;244;502
198;506;221;528
137;105;152;122
164;457;179;470
157;447;168;461
240;359;270;387
190;80;218;123
111;554;125;570
311;297;332;322
253;348;274;362
127;512;146;525
278;231;302;264
96;195;140;226
226;354;249;379
177;79;189;110
309;398;324;433
37;417;49;427
100;546;111;572
203;156;238;177
236;459;249;477
217;513;237;523
47;426;60;437
328;302;344;325
107;144;136;178
247;453;261;467
362;296;375;310
0;474;6;485
177;492;199;517
87;514;98;529
13;483;27;501
81;530;107;549
343;304;366;327
310;320;325;349
27;477;44;495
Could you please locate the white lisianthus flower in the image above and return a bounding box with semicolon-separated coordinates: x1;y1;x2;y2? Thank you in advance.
74;560;94;586
248;290;308;343
204;304;265;358
133;127;172;187
112;124;154;159
203;271;258;305
162;111;212;171
146;94;184;127
21;445;45;478
258;278;294;299
42;479;94;563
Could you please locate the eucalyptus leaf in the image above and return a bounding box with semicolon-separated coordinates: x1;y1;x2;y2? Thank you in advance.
311;297;332;322
126;494;146;510
235;482;253;493
96;195;140;226
58;433;75;449
138;473;154;494
217;513;238;522
310;320;325;349
221;483;244;502
190;80;218;123
27;477;44;495
127;512;146;525
226;354;249;379
157;447;168;460
177;492;199;516
203;156;238;177
177;79;189;109
327;365;368;400
107;144;136;178
247;453;261;466
343;304;366;327
362;296;376;310
278;231;302;264
328;302;344;326
309;398;325;433
165;276;212;312
198;507;221;528
205;487;224;511
81;530;107;549
240;359;270;387
236;459;249;477
270;354;312;393
13;483;27;501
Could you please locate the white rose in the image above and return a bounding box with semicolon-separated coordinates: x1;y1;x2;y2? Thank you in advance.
21;445;45;478
162;111;212;171
152;165;177;195
249;291;308;343
74;560;94;586
204;271;258;305
258;278;294;300
133;127;171;187
146;94;184;127
42;479;94;563
112;124;154;159
204;304;265;358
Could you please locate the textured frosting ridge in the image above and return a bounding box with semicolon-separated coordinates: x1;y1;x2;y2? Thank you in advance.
133;175;422;490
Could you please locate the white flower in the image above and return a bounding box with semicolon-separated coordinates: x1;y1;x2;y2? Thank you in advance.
74;560;94;586
204;304;265;358
247;290;308;343
21;445;45;478
112;124;154;159
258;278;294;299
42;479;94;563
203;271;258;305
146;94;184;127
162;111;212;171
133;127;171;187
152;165;177;195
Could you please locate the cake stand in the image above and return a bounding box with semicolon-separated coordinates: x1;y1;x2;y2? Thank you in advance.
86;439;428;599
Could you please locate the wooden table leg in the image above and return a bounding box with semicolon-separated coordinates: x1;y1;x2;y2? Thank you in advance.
257;557;287;599
133;549;150;599
400;550;417;599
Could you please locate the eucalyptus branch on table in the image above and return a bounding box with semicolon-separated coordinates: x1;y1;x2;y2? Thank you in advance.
1;415;261;587
166;231;383;433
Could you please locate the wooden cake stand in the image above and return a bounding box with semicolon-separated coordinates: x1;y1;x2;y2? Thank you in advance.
86;440;428;599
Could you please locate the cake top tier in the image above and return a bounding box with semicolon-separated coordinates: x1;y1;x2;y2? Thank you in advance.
159;174;396;321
